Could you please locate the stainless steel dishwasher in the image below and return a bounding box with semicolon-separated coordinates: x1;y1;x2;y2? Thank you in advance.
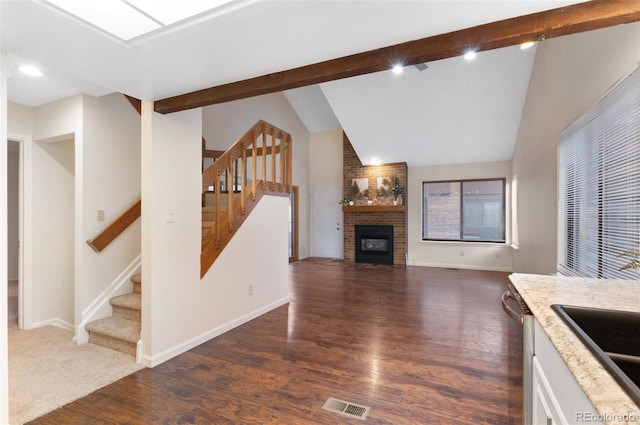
502;281;534;425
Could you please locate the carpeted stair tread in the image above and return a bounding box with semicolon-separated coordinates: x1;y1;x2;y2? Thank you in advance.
86;316;140;343
110;293;141;310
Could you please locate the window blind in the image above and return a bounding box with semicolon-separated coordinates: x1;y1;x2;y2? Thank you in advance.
558;64;640;279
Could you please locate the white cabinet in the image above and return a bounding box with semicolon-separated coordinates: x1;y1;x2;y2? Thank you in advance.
533;356;561;424
532;320;603;425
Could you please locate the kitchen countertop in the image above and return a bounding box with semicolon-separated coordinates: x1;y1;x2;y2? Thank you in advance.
509;273;640;425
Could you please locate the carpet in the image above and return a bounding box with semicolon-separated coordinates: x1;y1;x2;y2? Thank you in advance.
8;325;144;424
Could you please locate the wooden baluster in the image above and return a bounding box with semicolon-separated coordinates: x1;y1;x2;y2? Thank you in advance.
271;130;276;191
287;134;292;193
278;133;284;192
215;169;221;247
262;126;268;190
252;132;257;201
228;156;234;230
241;141;247;214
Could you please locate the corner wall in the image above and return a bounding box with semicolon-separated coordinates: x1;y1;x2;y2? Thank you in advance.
1;46;10;425
80;93;141;315
142;105;289;366
512;22;640;274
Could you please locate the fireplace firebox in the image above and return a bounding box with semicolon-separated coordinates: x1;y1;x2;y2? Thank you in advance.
355;225;394;265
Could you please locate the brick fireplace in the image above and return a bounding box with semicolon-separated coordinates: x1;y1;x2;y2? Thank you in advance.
342;134;407;265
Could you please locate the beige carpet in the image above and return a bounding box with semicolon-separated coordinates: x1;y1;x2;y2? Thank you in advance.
9;325;144;424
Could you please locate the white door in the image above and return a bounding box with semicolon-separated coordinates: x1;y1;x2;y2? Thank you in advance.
309;129;344;259
311;186;343;258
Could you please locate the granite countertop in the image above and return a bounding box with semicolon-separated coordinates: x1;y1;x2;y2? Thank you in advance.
509;273;640;424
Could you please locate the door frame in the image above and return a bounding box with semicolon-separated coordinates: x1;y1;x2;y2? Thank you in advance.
8;133;33;330
289;185;299;262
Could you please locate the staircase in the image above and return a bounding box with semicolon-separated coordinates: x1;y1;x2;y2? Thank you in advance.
85;274;141;357
83;116;292;357
199;120;293;277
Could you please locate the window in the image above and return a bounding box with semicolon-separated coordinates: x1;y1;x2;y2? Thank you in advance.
558;65;640;279
422;179;505;242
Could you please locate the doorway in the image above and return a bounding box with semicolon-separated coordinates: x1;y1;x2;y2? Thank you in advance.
7;140;19;329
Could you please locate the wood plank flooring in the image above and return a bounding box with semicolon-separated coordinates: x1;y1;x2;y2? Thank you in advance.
28;259;523;424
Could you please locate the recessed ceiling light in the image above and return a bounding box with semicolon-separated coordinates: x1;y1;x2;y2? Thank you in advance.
464;51;477;60
370;157;382;166
520;41;536;50
392;64;404;74
19;65;43;77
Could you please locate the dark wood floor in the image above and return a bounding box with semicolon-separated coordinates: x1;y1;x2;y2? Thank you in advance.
29;259;523;424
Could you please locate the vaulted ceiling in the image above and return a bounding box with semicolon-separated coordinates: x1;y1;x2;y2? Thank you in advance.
3;0;626;167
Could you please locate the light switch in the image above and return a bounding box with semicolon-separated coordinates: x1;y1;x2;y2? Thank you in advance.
97;210;105;221
166;211;175;223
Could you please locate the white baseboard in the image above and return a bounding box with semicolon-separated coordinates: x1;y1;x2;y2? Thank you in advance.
76;254;142;344
141;296;290;368
31;318;74;331
412;261;513;273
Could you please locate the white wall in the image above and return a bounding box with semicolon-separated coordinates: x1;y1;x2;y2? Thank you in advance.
408;160;513;271
80;93;141;314
142;105;289;366
7;102;33;135
7;144;18;280
309;129;343;258
202;92;311;259
1;46;10;425
31;138;75;326
512;22;640;274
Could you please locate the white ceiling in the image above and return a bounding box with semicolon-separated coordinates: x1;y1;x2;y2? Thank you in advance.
1;0;587;166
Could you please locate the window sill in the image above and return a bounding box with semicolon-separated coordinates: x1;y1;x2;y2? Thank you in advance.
418;239;509;248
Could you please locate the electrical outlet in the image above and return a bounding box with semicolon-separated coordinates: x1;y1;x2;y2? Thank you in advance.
97;210;105;222
248;284;253;296
459;250;465;257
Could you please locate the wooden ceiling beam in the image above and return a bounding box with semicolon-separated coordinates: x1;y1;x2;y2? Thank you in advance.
154;0;640;114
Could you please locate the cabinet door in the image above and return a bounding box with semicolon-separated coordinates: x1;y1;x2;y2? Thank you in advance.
533;378;556;425
533;356;562;425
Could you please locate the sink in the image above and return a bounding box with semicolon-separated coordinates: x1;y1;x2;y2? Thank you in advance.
552;304;640;407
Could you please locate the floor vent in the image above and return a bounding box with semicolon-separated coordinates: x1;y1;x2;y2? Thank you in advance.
322;397;370;420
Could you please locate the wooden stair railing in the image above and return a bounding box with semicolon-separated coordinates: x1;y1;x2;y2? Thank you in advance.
200;120;292;277
86;199;142;252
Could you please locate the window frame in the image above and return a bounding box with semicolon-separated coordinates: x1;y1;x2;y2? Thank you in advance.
422;178;506;243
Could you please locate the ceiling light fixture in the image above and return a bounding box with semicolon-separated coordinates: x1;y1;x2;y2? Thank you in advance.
19;65;43;77
392;64;404;74
463;51;477;60
520;41;535;50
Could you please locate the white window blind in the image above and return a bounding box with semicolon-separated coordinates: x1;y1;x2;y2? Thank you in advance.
558;65;640;279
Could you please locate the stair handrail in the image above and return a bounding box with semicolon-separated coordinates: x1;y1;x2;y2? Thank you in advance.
201;120;292;275
86;199;142;252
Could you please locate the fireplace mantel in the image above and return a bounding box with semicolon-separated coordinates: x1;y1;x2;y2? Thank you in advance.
342;205;405;213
